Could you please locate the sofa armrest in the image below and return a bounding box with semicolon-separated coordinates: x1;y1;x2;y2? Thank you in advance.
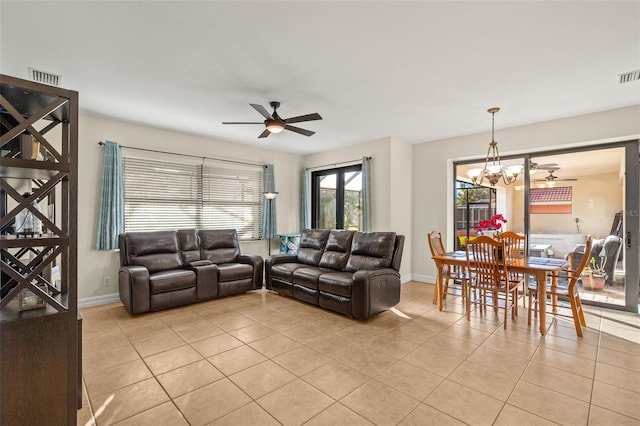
237;254;264;289
351;268;401;320
266;254;299;266
119;265;150;314
187;263;218;300
185;260;213;267
264;254;299;289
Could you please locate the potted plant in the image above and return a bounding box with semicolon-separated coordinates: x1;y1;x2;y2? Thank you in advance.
585;255;607;291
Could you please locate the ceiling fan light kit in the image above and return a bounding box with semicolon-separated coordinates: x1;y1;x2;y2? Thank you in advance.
467;107;522;187
223;101;322;138
265;120;285;133
534;169;578;187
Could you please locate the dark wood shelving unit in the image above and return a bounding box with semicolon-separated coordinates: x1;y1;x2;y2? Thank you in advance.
0;74;78;425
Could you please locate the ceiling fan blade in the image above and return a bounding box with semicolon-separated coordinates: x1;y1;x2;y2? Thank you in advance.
531;161;560;170
285;124;315;137
250;104;273;120
557;178;578;181
285;113;322;124
222;122;263;125
258;129;271;138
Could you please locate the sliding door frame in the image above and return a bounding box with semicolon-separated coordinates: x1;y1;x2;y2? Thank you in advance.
311;164;363;230
453;140;639;313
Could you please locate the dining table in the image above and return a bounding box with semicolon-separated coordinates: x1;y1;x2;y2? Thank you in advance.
431;251;568;335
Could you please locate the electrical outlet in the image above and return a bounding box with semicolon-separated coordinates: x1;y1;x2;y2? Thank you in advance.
103;276;112;286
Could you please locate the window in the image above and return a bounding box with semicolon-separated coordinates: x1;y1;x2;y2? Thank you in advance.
311;164;363;230
123;154;263;240
454;180;496;249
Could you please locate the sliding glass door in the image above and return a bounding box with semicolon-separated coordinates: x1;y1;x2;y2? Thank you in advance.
454;140;639;312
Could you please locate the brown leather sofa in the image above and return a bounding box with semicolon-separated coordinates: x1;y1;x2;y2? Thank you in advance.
118;229;263;314
265;229;404;319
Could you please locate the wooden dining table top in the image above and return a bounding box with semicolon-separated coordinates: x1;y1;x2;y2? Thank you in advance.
432;251;568;272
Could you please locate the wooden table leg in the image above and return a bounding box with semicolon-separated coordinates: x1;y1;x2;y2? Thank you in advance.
551;273;558;314
435;260;444;311
536;270;547;334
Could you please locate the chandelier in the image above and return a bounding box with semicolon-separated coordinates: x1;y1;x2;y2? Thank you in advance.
467;107;522;186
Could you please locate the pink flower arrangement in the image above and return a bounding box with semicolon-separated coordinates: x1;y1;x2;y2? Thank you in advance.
474;214;507;233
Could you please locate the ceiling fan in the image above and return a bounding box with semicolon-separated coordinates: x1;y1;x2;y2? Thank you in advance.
222;101;322;138
530;160;560;171
534;170;578;184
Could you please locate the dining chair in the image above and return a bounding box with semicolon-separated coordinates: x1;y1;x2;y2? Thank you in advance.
496;231;527;311
527;236;593;337
428;231;469;305
465;236;521;329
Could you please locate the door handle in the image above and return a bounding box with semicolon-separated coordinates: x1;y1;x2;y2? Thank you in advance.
626;231;632;249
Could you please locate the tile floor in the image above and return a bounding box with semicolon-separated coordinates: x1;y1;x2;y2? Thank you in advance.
77;282;640;426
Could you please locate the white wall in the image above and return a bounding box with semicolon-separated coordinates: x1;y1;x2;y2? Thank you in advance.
78;113;303;302
412;105;640;283
389;138;413;279
303;138;413;279
78;104;640;302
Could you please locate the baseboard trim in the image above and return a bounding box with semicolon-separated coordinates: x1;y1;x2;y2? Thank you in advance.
408;274;435;284
79;293;120;308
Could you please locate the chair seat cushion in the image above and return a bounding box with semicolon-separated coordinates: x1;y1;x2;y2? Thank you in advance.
218;263;254;281
149;270;196;294
318;272;353;297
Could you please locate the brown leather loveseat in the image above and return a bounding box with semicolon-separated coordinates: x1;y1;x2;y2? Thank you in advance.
265;229;404;319
118;229;263;314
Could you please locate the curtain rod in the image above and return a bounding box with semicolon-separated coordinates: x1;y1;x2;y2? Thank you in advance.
98;141;265;167
305;156;372;171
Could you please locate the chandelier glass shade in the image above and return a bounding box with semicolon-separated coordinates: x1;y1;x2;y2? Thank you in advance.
467;107;522;186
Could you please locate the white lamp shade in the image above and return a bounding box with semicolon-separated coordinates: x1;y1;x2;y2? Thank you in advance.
467;168;483;178
506;165;522;176
487;164;502;174
264;192;278;199
266;122;284;133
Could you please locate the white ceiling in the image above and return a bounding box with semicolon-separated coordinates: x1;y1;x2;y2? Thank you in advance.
1;1;639;155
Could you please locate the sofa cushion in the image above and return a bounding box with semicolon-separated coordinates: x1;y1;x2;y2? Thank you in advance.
319;230;354;270
125;231;183;274
318;271;353;297
217;263;254;282
293;267;333;289
297;229;330;266
345;232;396;272
178;229;201;263
271;263;307;281
149;269;196;294
199;229;240;264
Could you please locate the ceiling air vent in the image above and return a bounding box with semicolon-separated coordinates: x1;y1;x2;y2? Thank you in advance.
618;69;640;84
28;67;62;86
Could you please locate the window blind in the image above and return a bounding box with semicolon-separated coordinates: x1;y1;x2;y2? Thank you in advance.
123;155;263;239
202;160;263;240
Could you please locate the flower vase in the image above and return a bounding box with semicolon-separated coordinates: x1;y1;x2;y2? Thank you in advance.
483;230;496;239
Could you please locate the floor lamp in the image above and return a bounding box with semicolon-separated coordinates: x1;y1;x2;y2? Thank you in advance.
264;191;278;256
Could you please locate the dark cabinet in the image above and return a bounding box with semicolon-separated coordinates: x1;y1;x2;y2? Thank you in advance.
0;74;78;425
